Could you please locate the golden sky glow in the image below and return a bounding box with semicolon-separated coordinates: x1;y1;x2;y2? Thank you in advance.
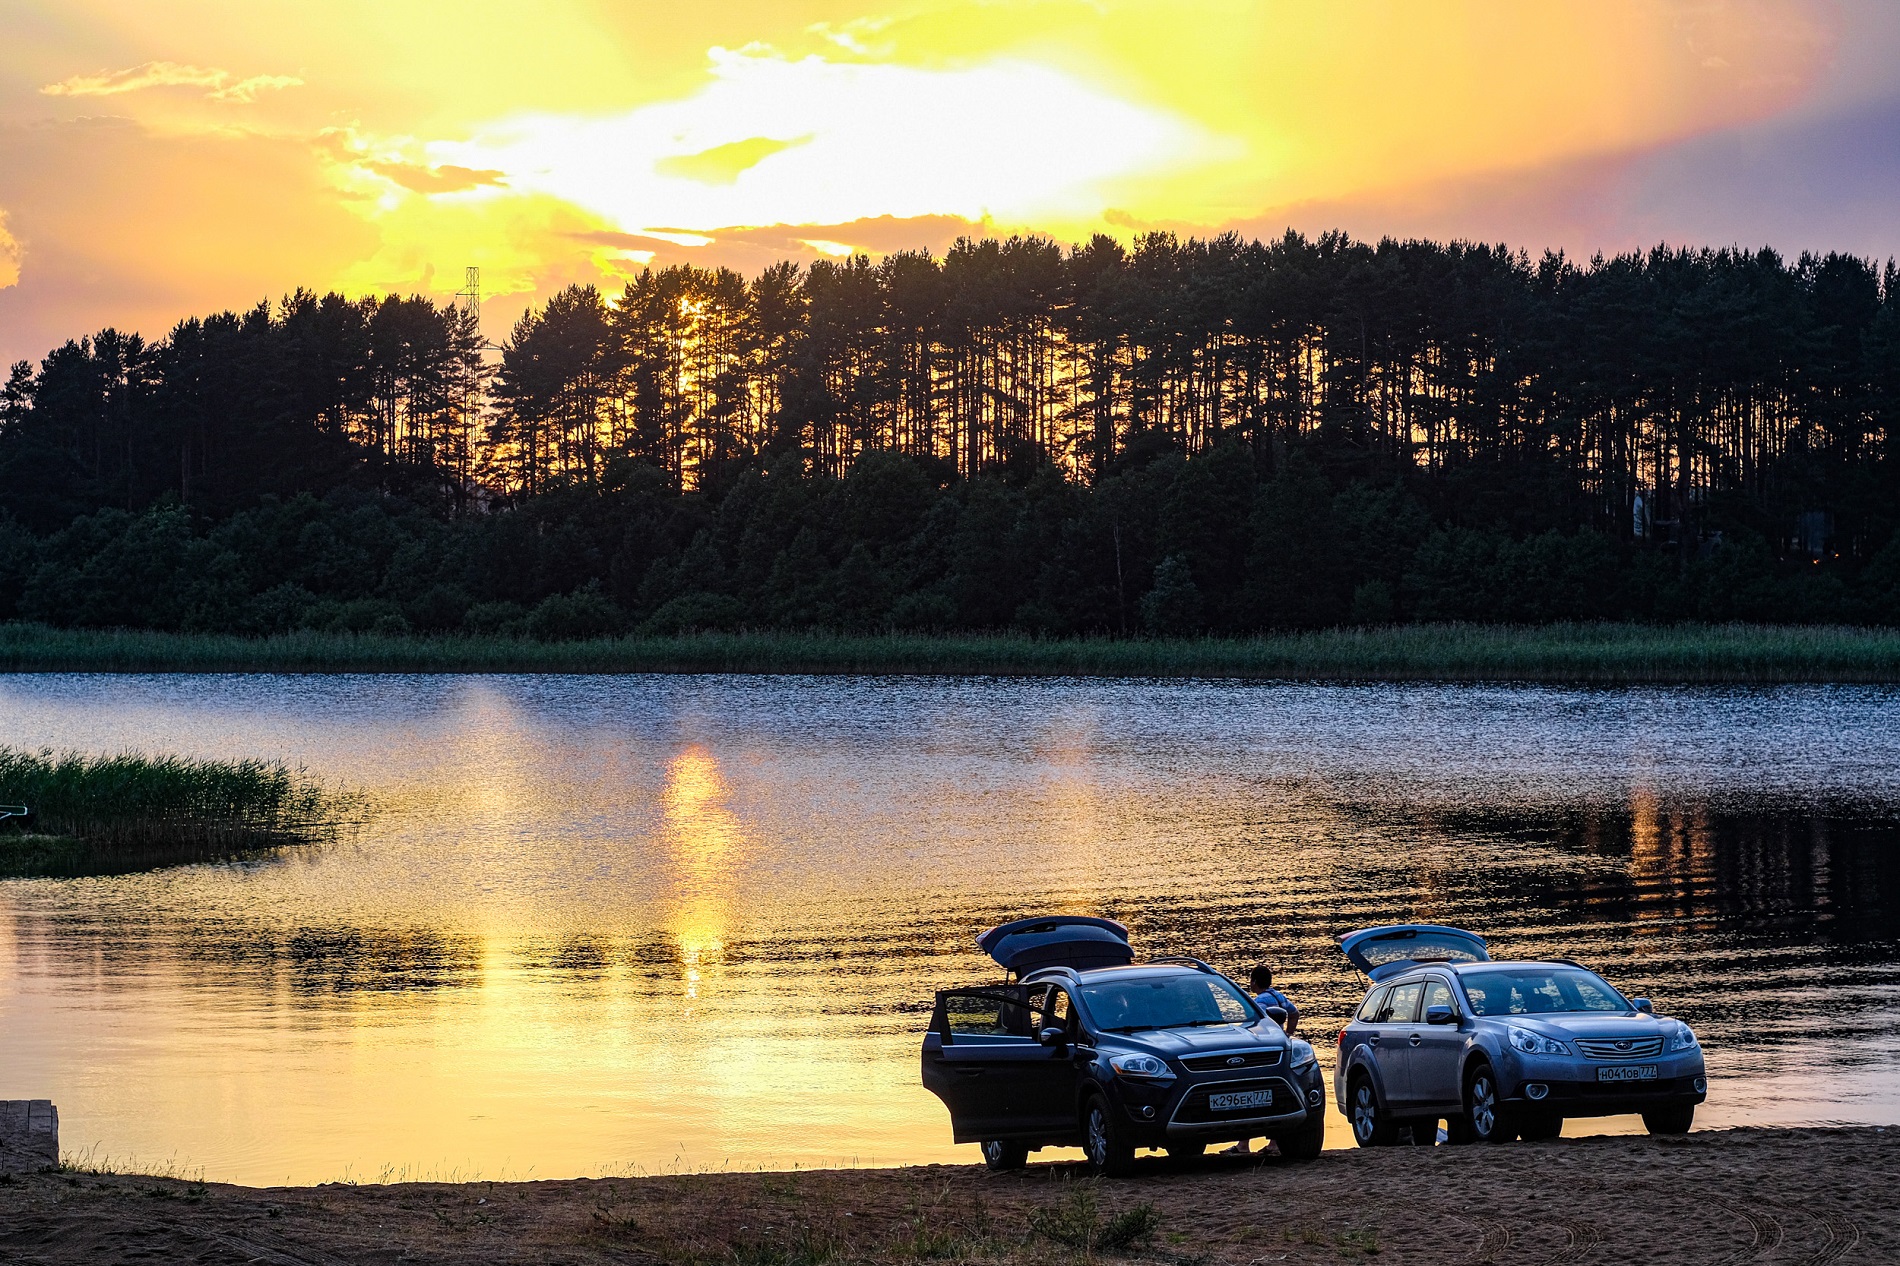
0;0;1888;362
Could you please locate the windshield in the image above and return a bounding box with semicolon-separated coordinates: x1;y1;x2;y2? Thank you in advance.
1462;967;1630;1016
1080;974;1258;1031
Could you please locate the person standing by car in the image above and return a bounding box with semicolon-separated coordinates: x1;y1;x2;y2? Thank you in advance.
1222;963;1301;1156
1251;964;1299;1034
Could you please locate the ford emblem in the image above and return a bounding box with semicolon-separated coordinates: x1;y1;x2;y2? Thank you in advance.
1226;1056;1245;1066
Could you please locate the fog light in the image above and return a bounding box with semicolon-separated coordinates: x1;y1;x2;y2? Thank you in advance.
1694;1077;1707;1094
1307;1088;1324;1108
1525;1083;1550;1101
1140;1105;1156;1118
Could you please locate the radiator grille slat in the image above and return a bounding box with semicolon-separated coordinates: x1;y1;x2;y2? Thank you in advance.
1576;1036;1663;1059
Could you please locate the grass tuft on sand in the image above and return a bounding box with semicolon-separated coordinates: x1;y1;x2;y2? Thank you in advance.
0;747;351;878
2;621;1900;681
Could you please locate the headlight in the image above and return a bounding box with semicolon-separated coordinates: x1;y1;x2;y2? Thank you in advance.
1670;1023;1698;1051
1108;1053;1174;1080
1288;1039;1318;1072
1507;1026;1572;1056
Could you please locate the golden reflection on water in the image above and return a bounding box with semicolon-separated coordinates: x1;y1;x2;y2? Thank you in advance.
663;745;744;1004
1;676;1898;1184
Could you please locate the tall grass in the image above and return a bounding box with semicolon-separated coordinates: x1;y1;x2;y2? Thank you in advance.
0;747;347;877
2;620;1899;681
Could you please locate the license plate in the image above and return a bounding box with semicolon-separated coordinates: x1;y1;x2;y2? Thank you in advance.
1596;1065;1659;1082
1209;1089;1272;1111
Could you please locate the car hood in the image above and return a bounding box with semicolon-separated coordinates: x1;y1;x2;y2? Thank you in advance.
1115;1023;1286;1058
1496;1012;1676;1039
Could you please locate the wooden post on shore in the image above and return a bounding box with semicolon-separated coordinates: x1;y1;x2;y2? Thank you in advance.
0;1101;58;1171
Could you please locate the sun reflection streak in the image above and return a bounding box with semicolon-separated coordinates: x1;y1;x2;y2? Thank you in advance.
662;745;745;1006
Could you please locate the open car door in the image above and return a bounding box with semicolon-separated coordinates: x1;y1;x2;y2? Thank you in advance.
1339;924;1489;982
920;987;1080;1144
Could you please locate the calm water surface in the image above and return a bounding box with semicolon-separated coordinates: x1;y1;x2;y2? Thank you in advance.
1;675;1896;1184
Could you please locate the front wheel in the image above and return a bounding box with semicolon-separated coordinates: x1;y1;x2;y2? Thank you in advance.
1082;1094;1136;1177
1643;1104;1695;1135
1274;1109;1325;1161
1464;1064;1514;1144
980;1139;1028;1171
1349;1076;1398;1148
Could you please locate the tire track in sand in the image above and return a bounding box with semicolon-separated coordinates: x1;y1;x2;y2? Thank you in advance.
1713;1199;1783;1262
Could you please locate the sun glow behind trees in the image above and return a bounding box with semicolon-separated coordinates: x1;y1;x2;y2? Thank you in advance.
0;0;1869;367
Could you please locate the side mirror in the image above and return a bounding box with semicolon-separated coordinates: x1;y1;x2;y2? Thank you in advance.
1263;1005;1289;1028
1424;1004;1458;1026
1037;1026;1068;1047
1632;998;1654;1015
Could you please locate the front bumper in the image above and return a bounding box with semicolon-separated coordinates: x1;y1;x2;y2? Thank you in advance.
1116;1063;1327;1146
1502;1072;1707;1117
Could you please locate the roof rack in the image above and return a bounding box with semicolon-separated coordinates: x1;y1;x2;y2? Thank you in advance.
1148;955;1219;975
1021;965;1083;984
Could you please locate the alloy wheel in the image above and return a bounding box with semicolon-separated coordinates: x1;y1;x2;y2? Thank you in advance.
1352;1083;1378;1143
1086;1103;1110;1166
1470;1072;1497;1139
981;1140;1005;1165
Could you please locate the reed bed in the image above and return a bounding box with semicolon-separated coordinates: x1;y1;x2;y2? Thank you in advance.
0;746;348;877
2;620;1899;681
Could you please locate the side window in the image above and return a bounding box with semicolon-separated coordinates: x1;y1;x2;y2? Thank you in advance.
1377;981;1425;1024
941;990;1035;1040
1356;986;1391;1023
1422;979;1457;1016
1049;988;1078;1035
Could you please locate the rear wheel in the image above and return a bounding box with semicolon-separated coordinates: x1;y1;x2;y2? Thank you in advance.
1274;1109;1325;1161
1349;1075;1398;1148
1643;1104;1695;1136
979;1139;1028;1171
1082;1094;1136;1177
1518;1114;1563;1142
1464;1063;1514;1144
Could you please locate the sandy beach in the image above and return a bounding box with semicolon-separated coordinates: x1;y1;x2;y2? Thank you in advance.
0;1126;1891;1264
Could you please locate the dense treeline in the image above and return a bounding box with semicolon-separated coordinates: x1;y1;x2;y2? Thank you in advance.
2;230;1898;637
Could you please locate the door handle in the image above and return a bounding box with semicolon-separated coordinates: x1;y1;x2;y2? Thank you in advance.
1408;1033;1423;1047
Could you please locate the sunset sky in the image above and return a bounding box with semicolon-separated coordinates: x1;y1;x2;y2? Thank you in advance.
2;0;1898;365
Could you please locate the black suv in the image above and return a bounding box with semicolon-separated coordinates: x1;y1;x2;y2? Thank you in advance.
920;916;1325;1175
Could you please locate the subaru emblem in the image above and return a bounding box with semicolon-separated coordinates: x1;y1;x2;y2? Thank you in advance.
1615;1041;1632;1050
1227;1056;1245;1066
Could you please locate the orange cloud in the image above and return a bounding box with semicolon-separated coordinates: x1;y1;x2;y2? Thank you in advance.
0;210;20;291
40;61;302;104
365;161;509;195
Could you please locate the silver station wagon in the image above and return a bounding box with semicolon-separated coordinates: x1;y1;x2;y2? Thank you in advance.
1333;924;1708;1145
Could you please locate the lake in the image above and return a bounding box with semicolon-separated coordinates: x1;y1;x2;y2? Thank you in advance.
2;674;1896;1184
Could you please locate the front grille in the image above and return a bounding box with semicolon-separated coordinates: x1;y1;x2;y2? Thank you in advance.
1575;1036;1663;1060
1182;1050;1283;1072
1171;1077;1295;1124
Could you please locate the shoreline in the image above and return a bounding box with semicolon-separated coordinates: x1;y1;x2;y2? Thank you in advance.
2;1126;1891;1263
4;621;1900;682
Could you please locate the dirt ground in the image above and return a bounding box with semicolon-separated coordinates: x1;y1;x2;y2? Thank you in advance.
0;1127;1892;1265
